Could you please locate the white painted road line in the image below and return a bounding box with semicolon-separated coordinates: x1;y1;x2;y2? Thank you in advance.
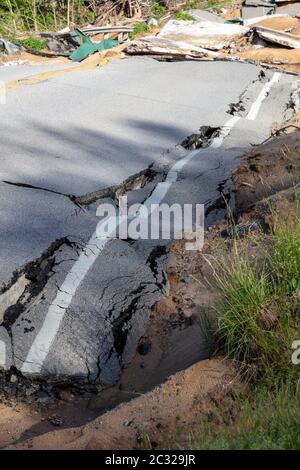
18;72;281;374
210;116;240;149
20;231;114;374
0;340;6;370
246;72;282;121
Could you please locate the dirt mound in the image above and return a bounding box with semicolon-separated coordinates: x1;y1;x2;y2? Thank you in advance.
232;126;300;214
236;47;300;74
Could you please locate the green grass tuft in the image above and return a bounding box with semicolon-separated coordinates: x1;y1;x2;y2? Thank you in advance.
214;214;300;383
17;37;46;51
128;23;150;40
191;209;300;450
150;1;166;19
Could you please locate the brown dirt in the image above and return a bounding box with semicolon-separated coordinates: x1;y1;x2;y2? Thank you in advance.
232;126;300;214
224;1;242;21
81;43;128;66
6;358;238;450
0;50;70;66
233;48;300;74
0;393;102;449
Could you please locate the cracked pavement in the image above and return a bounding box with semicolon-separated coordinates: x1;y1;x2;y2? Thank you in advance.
0;57;298;384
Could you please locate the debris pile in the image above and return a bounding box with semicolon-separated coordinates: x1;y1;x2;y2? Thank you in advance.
0;25;128;64
127;1;300;73
127;18;249;58
1;1;300;70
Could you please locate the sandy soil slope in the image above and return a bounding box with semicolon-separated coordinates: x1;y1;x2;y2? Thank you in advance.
5;358;237;450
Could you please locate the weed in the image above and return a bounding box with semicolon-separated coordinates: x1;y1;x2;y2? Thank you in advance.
209;212;299;382
17;37;46;51
128;23;150;40
150;1;166;19
189;206;300;450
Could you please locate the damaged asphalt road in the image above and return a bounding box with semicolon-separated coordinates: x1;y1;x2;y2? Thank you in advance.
0;57;298;385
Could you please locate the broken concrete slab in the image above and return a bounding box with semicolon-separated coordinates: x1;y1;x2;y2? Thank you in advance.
0;181;97;286
126;36;219;58
11;234;167;384
254;25;300;48
243;13;289;26
0;38;20;55
158;19;249;51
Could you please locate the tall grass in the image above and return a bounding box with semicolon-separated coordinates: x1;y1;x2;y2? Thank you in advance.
214;215;300;384
194;382;300;450
192;212;300;450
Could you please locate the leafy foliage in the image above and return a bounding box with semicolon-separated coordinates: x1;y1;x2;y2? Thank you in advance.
150;1;165;19
0;1;145;35
128;22;149;39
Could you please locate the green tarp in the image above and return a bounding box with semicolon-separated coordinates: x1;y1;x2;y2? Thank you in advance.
69;28;118;62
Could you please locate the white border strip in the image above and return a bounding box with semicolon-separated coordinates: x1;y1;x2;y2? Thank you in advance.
246;72;281;121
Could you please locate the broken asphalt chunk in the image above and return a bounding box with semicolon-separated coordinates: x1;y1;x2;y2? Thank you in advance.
0;38;20;55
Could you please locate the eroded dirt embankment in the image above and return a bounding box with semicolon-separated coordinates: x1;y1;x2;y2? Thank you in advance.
5;358;238;450
2;116;300;450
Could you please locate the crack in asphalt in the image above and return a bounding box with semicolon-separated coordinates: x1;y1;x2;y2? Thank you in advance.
76;165;160;207
0;237;81;376
2;180;85;212
227;68;267;117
